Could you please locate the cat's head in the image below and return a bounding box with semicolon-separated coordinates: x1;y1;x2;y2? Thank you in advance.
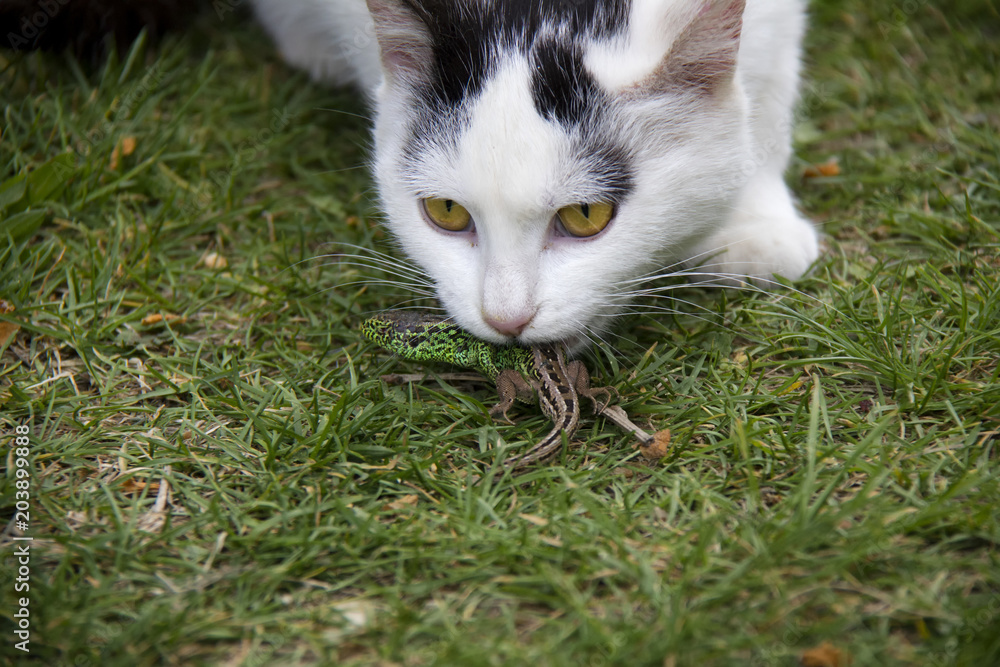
367;0;753;347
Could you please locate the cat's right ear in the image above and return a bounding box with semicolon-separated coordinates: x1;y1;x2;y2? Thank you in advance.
650;0;746;95
365;0;434;86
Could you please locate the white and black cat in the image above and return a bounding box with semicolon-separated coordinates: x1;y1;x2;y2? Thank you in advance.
250;0;820;347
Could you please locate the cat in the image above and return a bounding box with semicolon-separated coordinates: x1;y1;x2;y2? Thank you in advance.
249;0;820;348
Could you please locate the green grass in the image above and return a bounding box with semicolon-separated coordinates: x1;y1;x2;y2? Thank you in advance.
1;1;998;665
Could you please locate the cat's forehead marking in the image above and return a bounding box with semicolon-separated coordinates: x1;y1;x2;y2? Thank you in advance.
399;1;638;211
406;0;631;109
530;37;604;126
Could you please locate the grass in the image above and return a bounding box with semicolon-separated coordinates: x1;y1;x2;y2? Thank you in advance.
1;0;998;665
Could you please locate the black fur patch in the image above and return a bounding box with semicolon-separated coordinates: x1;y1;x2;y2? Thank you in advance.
399;0;636;203
530;38;602;126
0;0;200;61
402;0;630;109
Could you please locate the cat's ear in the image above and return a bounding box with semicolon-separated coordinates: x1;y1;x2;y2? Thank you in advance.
652;0;745;95
365;0;434;85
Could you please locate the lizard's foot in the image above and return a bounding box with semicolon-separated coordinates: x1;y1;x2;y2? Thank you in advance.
586;385;619;413
488;403;517;425
491;369;534;424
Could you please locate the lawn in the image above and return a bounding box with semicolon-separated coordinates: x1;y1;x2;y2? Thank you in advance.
1;1;998;665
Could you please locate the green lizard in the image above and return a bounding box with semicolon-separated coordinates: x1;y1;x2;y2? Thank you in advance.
361;310;614;469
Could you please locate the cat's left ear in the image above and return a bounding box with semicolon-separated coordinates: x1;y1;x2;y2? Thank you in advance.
366;0;434;86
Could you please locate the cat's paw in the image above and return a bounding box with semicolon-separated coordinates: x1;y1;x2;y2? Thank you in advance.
687;171;820;287
688;212;819;287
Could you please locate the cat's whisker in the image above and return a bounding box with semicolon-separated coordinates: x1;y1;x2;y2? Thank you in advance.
312;260;436;289
611;286;724;310
619;261;826;306
314;106;375;123
592;304;729;334
618;263;749;290
312;165;369;176
308;251;435;284
274;238;443;308
666;271;832;309
578;317;614;349
624;281;835;325
312;246;430;277
616;295;722;317
630;239;770;285
374;297;446;313
617;235;772;288
315;241;428;272
285;247;417;277
329;279;436;297
310;251;423;272
577;322;622;359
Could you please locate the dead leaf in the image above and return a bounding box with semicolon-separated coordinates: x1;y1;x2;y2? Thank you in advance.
136;471;171;534
109;135;137;170
120;478;161;495
803;158;841;179
121;136;137;156
640;429;672;461
141;312;185;326
0;300;19;348
800;641;849;667
199;251;228;270
518;513;549;527
382;494;418;512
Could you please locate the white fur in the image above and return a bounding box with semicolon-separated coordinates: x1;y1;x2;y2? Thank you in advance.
249;0;381;90
250;0;820;345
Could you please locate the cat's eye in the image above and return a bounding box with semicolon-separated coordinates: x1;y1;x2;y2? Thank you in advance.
422;198;472;232
556;202;615;237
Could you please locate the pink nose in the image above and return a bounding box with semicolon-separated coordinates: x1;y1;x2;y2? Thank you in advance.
484;311;535;337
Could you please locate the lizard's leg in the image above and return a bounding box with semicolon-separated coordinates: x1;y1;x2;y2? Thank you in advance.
489;370;536;424
565;360;618;413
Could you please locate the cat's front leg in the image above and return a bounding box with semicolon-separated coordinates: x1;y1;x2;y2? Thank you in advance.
687;171;819;286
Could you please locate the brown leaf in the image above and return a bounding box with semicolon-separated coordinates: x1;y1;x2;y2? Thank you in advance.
121;136;137;156
141;312;185;326
640;429;672;461
199;251;228;270
0;300;19;348
120;479;161;495
803;158;841;179
800;641;849;667
382;494;419;512
109;135;137;170
518;513;549;527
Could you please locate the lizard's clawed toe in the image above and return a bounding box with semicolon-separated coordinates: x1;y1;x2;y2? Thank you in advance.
488;405;516;425
588;386;618;413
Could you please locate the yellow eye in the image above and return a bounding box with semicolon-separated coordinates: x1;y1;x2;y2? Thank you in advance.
422;198;472;232
556;202;615;237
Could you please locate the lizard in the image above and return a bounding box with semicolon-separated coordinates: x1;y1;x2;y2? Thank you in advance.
360;310;615;469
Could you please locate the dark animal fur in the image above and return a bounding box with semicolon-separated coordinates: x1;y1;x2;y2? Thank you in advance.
0;0;200;60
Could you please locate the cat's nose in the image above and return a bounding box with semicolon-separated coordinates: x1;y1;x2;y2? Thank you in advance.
484;310;535;338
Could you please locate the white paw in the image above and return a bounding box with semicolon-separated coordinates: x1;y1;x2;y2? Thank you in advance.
687;174;819;286
689;212;819;286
